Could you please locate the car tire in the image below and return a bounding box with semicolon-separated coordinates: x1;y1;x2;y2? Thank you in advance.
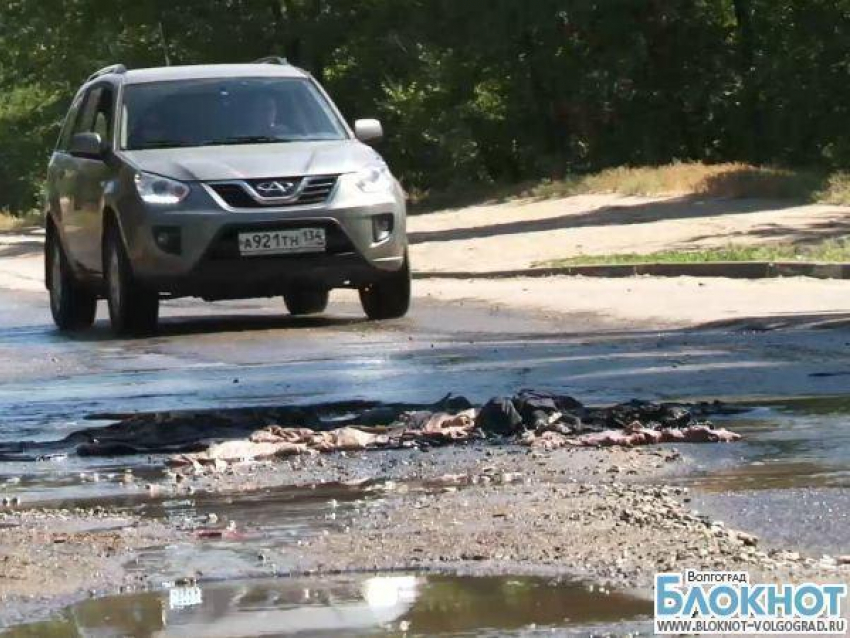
284;288;329;315
47;228;97;331
104;225;159;336
359;254;411;320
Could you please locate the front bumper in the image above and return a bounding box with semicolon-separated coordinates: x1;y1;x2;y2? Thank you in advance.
115;174;407;299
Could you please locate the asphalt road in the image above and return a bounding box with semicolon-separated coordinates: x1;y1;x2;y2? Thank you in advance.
3;284;850;446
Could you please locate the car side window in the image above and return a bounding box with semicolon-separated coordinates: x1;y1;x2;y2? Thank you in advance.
56;92;85;151
92;86;114;144
73;87;102;137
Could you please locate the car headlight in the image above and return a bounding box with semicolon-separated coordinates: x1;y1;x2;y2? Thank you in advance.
353;163;394;193
135;172;190;205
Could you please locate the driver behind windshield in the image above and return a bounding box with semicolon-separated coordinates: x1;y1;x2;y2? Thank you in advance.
242;94;279;138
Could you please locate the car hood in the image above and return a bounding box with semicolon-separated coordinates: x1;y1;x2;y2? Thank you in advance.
121;140;382;182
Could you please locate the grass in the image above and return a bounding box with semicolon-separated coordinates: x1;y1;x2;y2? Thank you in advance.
411;162;850;212
527;163;828;200
539;239;850;268
0;210;42;232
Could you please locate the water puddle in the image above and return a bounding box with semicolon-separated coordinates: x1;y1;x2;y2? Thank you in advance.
674;396;850;555
129;481;395;584
4;478;451;587
676;396;850;492
1;574;652;637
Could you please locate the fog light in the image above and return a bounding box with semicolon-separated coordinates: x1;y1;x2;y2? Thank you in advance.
372;214;394;242
153;226;181;255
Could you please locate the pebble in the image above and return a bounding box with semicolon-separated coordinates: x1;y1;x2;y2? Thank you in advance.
735;531;759;547
174;576;197;587
499;472;523;484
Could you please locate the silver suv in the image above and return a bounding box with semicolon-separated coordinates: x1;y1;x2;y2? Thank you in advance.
44;59;409;335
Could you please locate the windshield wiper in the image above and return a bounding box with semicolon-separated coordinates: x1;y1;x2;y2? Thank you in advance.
130;139;196;149
201;135;296;146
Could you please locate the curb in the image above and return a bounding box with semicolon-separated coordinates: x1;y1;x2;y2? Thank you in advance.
412;262;850;281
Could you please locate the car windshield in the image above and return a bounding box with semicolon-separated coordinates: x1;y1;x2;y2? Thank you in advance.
121;77;348;150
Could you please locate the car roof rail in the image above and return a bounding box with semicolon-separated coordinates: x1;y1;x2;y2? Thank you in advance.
87;64;127;83
253;56;289;65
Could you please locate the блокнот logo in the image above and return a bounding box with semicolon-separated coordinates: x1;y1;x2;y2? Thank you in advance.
655;570;847;635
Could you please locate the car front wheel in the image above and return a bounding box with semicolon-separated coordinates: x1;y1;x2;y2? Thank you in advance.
359;255;411;320
105;226;159;336
47;229;97;331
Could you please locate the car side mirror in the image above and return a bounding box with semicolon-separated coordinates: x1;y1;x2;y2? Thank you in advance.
354;119;383;144
69;132;106;159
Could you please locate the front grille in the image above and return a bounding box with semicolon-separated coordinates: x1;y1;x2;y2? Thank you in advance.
208;175;339;209
210;184;256;208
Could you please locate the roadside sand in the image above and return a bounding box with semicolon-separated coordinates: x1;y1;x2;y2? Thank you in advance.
0;256;42;292
415;275;850;328
0;231;43;292
409;194;850;273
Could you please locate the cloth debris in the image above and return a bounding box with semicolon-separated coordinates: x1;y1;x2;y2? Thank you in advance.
475;398;523;435
522;424;741;451
0;389;743;466
165;391;741;468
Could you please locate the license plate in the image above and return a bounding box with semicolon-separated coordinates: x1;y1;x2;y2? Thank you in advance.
238;228;326;256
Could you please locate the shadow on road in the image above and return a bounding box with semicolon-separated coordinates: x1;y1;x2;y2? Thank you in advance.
696;311;850;332
64;312;375;341
686;217;850;247
0;241;43;258
408;196;802;244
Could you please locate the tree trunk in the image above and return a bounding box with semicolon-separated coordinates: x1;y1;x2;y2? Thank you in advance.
733;0;762;162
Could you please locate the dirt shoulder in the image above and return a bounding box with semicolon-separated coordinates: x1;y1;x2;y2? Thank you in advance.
409;193;850;274
415;275;850;329
0;230;43;292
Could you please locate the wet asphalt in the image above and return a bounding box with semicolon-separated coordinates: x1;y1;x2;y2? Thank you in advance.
2;285;850;547
4;283;850;439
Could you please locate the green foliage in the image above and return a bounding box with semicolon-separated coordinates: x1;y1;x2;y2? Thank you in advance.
2;0;850;213
0;84;65;211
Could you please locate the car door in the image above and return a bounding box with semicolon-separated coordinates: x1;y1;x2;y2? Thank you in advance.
48;91;85;261
61;86;103;272
72;84;114;274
